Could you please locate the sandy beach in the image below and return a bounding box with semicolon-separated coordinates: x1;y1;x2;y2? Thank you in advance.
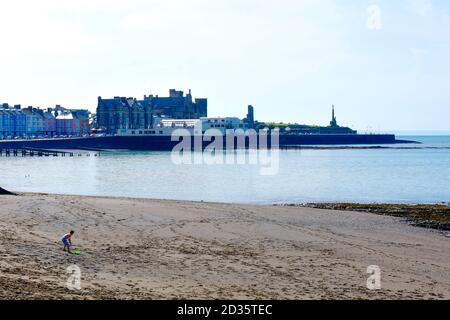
0;193;449;300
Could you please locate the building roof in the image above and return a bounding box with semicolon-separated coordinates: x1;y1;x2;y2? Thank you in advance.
56;113;74;120
148;97;185;109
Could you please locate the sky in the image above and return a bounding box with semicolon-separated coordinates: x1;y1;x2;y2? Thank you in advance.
0;0;449;132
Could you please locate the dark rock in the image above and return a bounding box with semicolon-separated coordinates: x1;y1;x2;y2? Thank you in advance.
0;187;15;195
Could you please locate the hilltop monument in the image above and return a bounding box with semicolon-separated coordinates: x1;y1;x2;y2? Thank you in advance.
330;105;338;127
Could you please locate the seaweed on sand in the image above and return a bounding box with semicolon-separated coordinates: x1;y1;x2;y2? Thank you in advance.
286;203;450;231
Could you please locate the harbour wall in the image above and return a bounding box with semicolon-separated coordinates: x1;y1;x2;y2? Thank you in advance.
0;134;402;151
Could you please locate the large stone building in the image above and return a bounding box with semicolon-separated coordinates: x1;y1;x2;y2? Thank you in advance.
96;97;145;134
96;89;208;134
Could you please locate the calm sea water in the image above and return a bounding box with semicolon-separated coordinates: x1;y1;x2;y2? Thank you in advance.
1;136;449;204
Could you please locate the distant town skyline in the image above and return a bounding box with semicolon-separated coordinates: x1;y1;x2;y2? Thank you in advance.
1;0;449;133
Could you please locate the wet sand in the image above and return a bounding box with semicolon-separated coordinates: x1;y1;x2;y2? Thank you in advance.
0;193;449;300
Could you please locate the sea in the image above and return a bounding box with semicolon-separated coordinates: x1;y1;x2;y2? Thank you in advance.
1;136;449;204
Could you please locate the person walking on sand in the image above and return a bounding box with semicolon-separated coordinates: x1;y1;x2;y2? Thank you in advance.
62;230;75;254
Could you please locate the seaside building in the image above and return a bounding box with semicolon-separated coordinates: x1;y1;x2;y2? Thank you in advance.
117;117;250;137
43;109;57;137
97;89;208;134
141;89;207;121
23;107;45;136
0;104;27;138
71;109;91;136
96;97;145;134
0;103;89;138
200;117;247;131
54;106;90;136
158;117;247;131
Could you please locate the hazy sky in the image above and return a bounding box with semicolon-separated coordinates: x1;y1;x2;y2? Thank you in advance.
1;0;449;132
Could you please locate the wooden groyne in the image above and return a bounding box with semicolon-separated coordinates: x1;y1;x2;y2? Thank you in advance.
0;148;99;157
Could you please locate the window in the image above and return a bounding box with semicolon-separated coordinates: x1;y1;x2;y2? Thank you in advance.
159;131;163;134
139;131;143;134
131;131;135;134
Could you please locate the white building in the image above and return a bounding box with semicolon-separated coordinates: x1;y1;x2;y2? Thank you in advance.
158;117;247;131
117;117;249;136
199;117;247;131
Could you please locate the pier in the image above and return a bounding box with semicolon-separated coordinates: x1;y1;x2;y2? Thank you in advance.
0;148;99;157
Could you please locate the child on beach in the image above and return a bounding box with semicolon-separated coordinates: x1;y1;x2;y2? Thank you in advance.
62;231;75;254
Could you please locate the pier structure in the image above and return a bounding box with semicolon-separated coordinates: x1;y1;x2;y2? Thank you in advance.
0;148;99;157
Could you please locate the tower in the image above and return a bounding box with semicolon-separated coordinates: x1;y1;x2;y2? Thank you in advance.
246;105;254;128
330;105;338;127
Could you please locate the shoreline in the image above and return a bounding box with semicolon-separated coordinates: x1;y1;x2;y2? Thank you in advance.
0;192;449;300
8;191;450;231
